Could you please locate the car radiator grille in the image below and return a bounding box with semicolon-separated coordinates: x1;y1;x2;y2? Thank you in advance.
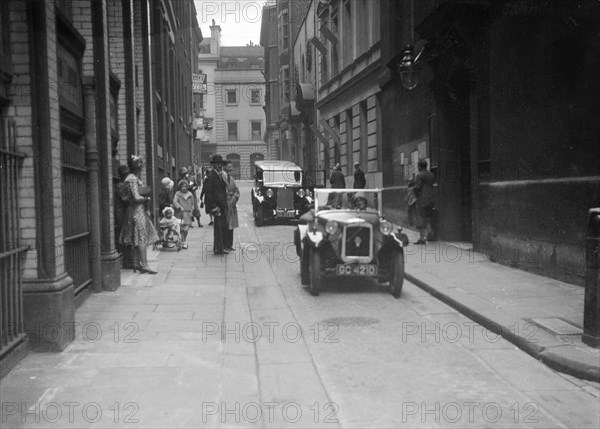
277;188;294;209
344;226;371;257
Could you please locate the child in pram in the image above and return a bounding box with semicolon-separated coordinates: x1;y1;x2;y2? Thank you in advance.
159;206;182;250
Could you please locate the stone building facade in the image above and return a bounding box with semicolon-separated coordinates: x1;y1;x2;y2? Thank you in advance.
197;23;268;180
379;0;600;285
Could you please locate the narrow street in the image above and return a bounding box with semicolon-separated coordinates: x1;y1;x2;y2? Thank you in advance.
1;182;598;429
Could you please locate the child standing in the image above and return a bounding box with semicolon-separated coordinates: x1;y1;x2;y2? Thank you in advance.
173;180;193;249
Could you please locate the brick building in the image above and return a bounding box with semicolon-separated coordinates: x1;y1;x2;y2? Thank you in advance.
0;0;201;376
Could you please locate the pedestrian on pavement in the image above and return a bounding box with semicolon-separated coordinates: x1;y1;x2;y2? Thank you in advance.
114;164;130;254
173;179;194;249
414;159;435;245
119;155;159;274
405;174;418;227
223;160;240;252
353;161;366;189
200;165;214;225
158;177;174;215
203;155;229;255
330;162;346;189
329;163;345;208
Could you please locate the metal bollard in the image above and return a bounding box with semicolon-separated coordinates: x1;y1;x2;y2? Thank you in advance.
582;208;600;348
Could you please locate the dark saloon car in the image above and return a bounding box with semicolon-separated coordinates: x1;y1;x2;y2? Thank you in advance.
250;160;314;226
293;189;408;297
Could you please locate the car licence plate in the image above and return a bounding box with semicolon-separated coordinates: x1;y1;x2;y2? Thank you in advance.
336;264;377;276
277;210;295;218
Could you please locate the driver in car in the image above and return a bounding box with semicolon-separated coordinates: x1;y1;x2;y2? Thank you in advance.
353;192;369;210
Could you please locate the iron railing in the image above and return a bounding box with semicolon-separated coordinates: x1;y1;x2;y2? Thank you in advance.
61;133;91;297
0;116;28;358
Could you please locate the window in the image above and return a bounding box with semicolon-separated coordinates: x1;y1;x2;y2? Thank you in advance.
251;122;261;140
227;122;238;141
360;101;368;168
250;89;260;104
342;0;353;68
227;89;237;104
281;10;289;50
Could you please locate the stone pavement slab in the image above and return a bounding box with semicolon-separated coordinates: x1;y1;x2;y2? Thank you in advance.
400;227;600;382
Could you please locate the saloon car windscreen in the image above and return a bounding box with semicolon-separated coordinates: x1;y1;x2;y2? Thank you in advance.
315;190;379;212
262;170;302;185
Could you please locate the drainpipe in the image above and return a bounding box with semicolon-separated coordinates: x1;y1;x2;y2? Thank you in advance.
83;77;103;293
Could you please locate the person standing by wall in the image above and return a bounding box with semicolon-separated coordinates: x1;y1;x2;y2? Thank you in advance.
203;155;229;255
353;161;366;189
114;164;130;254
414;159;436;244
223;160;240;252
119;155;159;274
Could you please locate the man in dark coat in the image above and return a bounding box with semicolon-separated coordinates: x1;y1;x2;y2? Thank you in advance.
414;159;436;244
330;163;346;188
203;155;229;254
353;161;366;189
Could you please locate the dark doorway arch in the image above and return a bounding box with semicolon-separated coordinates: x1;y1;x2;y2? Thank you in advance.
226;153;241;180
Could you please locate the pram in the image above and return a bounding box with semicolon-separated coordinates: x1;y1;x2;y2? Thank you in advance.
158;225;182;251
156;207;183;251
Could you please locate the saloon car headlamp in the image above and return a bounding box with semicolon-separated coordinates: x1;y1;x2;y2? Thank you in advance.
266;188;274;198
325;220;338;234
296;189;305;198
379;219;393;235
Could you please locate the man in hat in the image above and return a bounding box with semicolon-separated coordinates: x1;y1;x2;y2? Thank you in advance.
203;154;229;254
353;161;366;189
330;163;346;189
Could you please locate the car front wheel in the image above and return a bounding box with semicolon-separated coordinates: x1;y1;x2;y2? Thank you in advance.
390;249;405;298
309;247;321;296
254;206;264;227
300;244;310;285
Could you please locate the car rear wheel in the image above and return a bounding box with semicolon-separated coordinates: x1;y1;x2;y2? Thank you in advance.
300;244;310;285
254;206;264;227
390;249;405;298
309;247;321;296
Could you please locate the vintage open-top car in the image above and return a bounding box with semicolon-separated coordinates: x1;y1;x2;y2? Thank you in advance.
294;188;409;297
251;160;315;226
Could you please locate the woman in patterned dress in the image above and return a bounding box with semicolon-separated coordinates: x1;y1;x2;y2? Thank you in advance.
119;155;159;274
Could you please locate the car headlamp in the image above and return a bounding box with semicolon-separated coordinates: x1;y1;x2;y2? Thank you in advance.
325;220;338;234
379;219;393;235
266;188;274;198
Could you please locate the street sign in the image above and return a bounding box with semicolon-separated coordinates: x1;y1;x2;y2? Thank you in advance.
192;74;207;93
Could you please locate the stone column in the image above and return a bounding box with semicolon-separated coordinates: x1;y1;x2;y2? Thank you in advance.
91;0;121;290
22;0;75;352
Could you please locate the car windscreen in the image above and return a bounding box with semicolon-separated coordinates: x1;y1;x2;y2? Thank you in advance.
314;190;379;213
262;169;302;185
